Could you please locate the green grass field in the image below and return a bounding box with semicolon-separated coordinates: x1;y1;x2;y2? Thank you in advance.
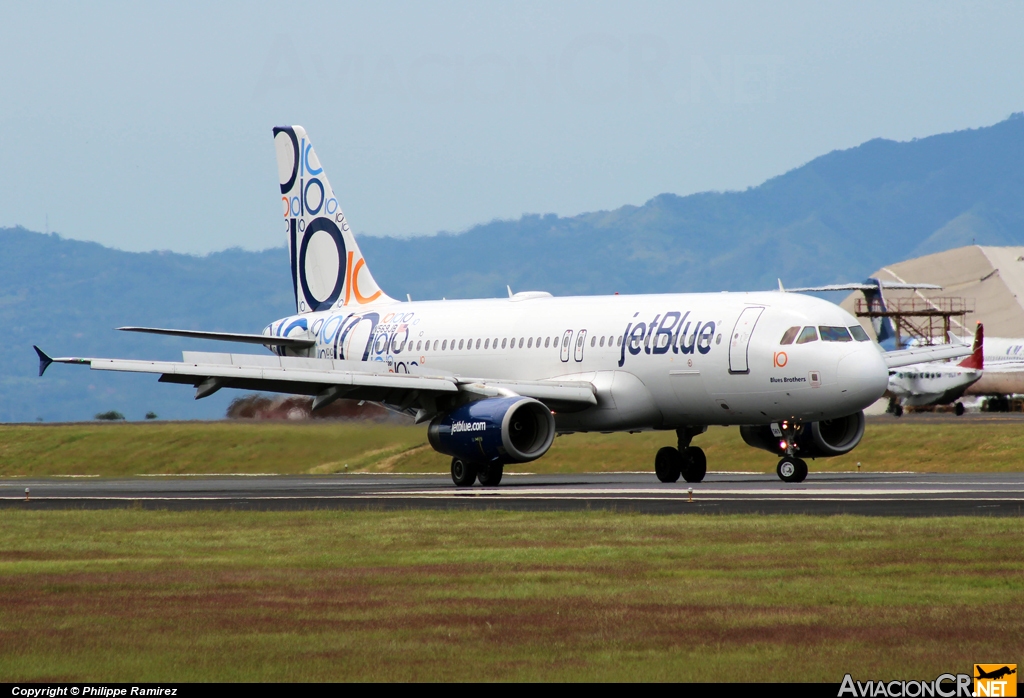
2;510;1021;682
1;419;1023;476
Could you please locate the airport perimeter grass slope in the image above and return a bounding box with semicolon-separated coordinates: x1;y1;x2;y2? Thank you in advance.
2;510;1021;681
2;418;1024;476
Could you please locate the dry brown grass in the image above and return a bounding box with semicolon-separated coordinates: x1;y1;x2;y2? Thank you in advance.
2;510;1022;681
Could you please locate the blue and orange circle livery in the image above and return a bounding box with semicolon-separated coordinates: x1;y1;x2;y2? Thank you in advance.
298;217;347;311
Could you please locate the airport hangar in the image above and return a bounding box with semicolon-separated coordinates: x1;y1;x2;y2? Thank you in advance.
839;244;1024;397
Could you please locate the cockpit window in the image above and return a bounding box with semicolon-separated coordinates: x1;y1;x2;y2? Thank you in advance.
819;326;853;342
795;326;818;344
780;326;800;345
848;325;870;342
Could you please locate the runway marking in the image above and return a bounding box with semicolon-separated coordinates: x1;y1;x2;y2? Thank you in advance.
135;473;283;477
390;487;1024;497
5;495;1024;503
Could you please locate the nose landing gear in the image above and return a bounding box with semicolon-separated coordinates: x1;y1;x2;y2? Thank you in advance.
775;420;808;483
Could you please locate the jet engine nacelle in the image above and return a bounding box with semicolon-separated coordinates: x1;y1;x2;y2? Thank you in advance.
739;411;866;458
428;396;556;464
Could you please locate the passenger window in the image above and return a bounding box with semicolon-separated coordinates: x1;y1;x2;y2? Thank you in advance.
519;338;524;348
476;338;481;349
848;325;870;342
544;337;550;348
617;336;622;347
484;338;490;349
537;337;541;347
501;338;507;349
459;339;465;350
819;326;853;342
528;337;533;348
780;326;800;345
590;336;595;347
442;340;447;350
796;327;818;344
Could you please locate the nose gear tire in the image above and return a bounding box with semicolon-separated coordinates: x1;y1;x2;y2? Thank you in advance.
777;457;808;483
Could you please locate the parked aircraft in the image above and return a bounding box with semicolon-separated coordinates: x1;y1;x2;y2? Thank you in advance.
35;127;970;485
886;323;984;416
952;331;1024;407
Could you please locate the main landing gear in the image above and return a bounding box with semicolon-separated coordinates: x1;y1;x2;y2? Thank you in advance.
655;427;708;483
451;457;504;487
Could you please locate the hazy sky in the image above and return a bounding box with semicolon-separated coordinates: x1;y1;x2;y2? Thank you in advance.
2;1;1023;253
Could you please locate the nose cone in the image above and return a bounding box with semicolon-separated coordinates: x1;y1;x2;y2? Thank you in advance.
837;346;889;409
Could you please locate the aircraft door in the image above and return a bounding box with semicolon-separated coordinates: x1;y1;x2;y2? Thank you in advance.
728;306;765;374
574;330;587;362
560;330;573;362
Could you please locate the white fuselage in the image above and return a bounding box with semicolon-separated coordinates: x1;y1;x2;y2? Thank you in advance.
887;363;982;406
981;336;1024;367
264;290;889;431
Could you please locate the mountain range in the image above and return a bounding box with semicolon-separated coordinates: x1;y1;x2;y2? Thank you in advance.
5;114;1024;422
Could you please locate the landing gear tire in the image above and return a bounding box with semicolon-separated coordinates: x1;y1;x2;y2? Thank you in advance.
682;446;707;483
451;457;478;487
477;463;504;487
777;457;808;483
893;404;904;418
655;447;682;483
955;402;965;416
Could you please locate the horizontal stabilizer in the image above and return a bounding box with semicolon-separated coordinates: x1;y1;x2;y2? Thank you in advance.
33;345;53;377
117;326;315;348
883;342;973;369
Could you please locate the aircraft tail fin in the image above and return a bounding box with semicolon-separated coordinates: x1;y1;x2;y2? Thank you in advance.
958;323;984;370
274;126;394;314
862;278;899;350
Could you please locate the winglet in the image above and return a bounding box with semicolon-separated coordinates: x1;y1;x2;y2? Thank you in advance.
33;346;53;377
778;278;785;292
507;285;514;298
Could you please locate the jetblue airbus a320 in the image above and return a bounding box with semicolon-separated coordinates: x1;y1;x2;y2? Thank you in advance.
35;126;969;485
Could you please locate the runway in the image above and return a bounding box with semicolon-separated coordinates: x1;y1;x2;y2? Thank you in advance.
2;471;1024;516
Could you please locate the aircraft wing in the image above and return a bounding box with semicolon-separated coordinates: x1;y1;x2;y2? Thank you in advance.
117;326;315;348
34;348;597;416
785;282;942;293
883;343;973;368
